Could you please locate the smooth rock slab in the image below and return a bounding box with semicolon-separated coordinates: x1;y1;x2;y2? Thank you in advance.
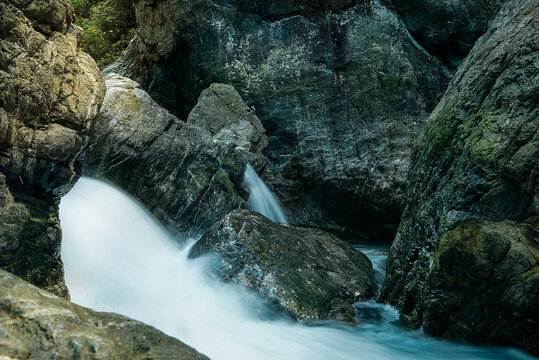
0;269;209;360
189;209;376;322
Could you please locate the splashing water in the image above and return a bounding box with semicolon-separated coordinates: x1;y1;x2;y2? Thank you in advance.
243;163;288;224
60;178;536;360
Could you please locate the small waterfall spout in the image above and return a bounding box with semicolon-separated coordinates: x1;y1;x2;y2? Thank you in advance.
243;164;288;224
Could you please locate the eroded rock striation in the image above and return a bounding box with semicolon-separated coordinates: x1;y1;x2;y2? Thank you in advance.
106;0;450;241
380;0;538;354
189;209;376;322
84;75;267;235
0;269;209;359
392;0;505;67
0;0;105;296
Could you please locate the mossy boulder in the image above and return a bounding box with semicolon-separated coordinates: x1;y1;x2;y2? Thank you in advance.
84;75;267;235
0;269;209;359
380;0;538;354
189;209;376;322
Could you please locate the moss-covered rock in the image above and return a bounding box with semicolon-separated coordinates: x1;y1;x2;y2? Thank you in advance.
84;75;267;235
0;269;209;359
0;0;105;296
380;0;538;354
189;209;376;322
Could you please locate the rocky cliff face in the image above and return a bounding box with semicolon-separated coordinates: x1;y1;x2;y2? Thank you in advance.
189;209;376;322
84;75;266;235
392;0;505;67
106;0;450;242
0;269;209;359
380;0;538;354
0;0;105;297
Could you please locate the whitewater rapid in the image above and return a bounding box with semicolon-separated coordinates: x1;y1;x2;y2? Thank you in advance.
60;178;535;360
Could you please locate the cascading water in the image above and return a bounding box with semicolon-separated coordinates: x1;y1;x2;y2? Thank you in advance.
60;178;535;360
243;163;288;224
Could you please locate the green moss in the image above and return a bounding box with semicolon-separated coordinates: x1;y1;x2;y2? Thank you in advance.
71;0;136;67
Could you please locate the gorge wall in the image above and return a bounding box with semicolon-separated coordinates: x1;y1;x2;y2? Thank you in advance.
0;0;105;296
380;0;538;354
106;0;452;241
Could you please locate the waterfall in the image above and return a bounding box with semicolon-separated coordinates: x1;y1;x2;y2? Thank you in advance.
243;163;288;224
59;178;534;360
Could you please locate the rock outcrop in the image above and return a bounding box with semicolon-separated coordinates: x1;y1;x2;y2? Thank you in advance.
0;269;209;359
106;0;450;242
189;209;376;322
84;74;267;235
0;0;105;296
380;0;538;354
392;0;505;67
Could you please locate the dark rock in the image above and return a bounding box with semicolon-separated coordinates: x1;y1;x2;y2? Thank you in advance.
380;0;538;354
391;0;505;67
0;0;105;296
106;0;450;242
84;75;267;235
189;209;376;322
0;269;209;359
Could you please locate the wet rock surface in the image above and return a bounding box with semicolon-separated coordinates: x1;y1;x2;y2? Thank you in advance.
392;0;505;67
0;269;209;360
106;0;450;242
84;75;267;235
380;0;538;354
189;209;376;322
0;0;105;296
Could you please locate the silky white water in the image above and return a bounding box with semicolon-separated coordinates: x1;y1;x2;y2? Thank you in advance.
60;178;535;360
243;163;288;223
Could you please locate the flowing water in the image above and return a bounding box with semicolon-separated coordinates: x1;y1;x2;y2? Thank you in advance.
243;163;288;223
60;178;535;360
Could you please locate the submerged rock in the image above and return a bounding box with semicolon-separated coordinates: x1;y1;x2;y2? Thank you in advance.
0;0;105;296
380;0;538;354
0;269;209;359
106;0;450;242
189;209;376;322
84;75;267;235
392;0;505;67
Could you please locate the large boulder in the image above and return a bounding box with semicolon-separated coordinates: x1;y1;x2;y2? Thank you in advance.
0;0;105;296
106;0;450;242
84;74;267;235
391;0;505;67
0;269;208;359
380;0;538;354
189;209;376;322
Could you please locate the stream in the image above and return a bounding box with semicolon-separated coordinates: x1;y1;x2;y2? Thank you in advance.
60;178;535;360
